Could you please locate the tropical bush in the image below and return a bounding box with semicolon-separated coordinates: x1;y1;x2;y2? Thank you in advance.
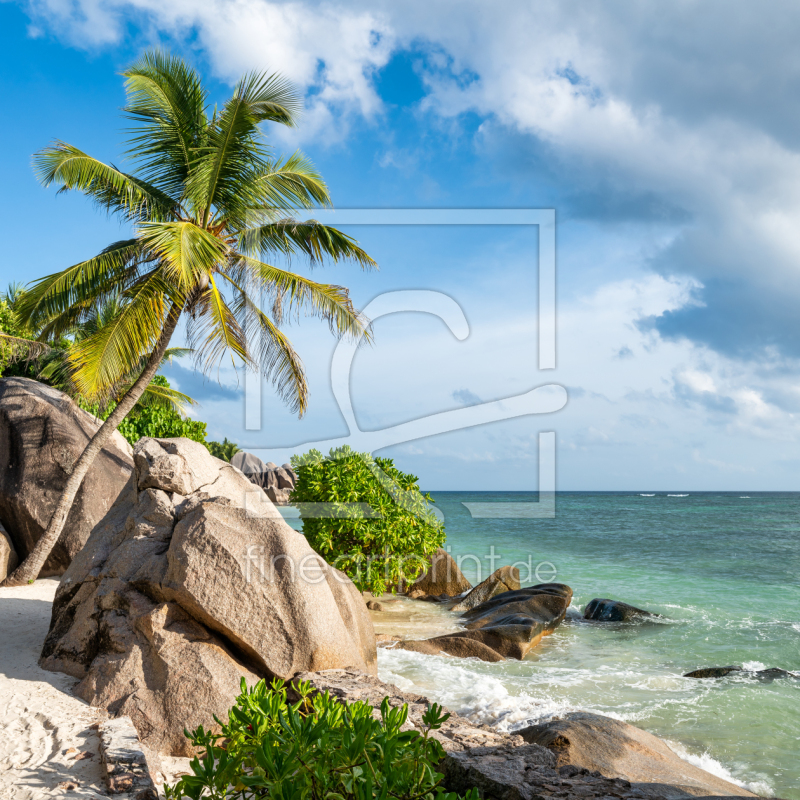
84;377;207;447
164;678;477;800
290;446;445;594
206;437;240;462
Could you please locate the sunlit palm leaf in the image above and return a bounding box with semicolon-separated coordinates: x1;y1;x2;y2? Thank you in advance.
229;289;308;415
138;221;227;289
239;219;377;269
185;275;249;373
123;50;208;198
17;240;144;334
69;270;173;399
34;143;177;222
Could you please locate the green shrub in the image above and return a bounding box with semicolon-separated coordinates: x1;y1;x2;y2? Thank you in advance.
290;446;445;594
164;678;477;800
206;437;240;462
116;402;207;447
82;376;208;447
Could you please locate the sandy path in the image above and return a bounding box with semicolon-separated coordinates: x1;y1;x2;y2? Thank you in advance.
0;579;109;799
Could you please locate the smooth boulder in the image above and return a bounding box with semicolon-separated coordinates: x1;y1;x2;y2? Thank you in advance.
401;584;573;661
684;666;742;679
452;583;573;659
40;437;376;755
685;665;797;680
450;565;520;612
396;635;505;662
583;597;658;622
518;711;755;797
408;548;472;598
0;377;134;576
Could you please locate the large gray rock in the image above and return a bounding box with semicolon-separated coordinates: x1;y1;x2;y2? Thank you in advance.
0;521;18;581
457;583;573;658
450;565;520;612
518;712;755;798
41;437;376;756
231;450;267;482
0;377;134;576
583;597;658;622
231;452;297;497
291;671;755;800
408;548;472;598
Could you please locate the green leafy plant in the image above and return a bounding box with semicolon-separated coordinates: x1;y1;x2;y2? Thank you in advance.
164;678;477;800
290;446;445;594
81;376;207;447
207;437;241;462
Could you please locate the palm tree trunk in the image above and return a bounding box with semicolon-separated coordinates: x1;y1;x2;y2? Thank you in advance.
1;303;183;587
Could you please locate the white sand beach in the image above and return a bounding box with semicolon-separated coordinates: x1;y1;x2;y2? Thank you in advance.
0;579;109;798
0;579;191;799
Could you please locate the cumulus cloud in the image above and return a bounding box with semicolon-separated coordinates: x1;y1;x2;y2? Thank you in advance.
16;0;800;485
18;0;800;355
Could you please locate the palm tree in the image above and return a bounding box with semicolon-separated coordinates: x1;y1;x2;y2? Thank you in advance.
0;51;375;586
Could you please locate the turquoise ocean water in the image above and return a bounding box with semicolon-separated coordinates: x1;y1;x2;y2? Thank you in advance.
373;492;800;798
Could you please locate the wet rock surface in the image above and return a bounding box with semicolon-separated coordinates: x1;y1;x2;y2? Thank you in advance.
396;583;573;661
684;666;798;680
583;598;659;622
451;565;521;612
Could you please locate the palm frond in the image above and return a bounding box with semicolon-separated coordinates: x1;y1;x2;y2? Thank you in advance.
229;288;308;415
0;333;51;362
16;240;144;335
123;50;208;198
247;152;332;215
226;256;371;341
33;143;178;222
135;380;196;411
238;219;378;269
138;221;227;289
68;270;173;399
185;275;249;373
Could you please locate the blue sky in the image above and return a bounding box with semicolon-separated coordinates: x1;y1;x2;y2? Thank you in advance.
3;0;800;490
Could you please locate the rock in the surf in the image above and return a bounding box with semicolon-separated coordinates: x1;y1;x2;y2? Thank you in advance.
450;565;520;612
395;635;505;662
408;548;471;598
40;437;376;756
401;584;573;661
0;377;134;577
685;665;797;680
517;711;755;797
684;666;742;678
454;583;572;658
583;597;658;622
